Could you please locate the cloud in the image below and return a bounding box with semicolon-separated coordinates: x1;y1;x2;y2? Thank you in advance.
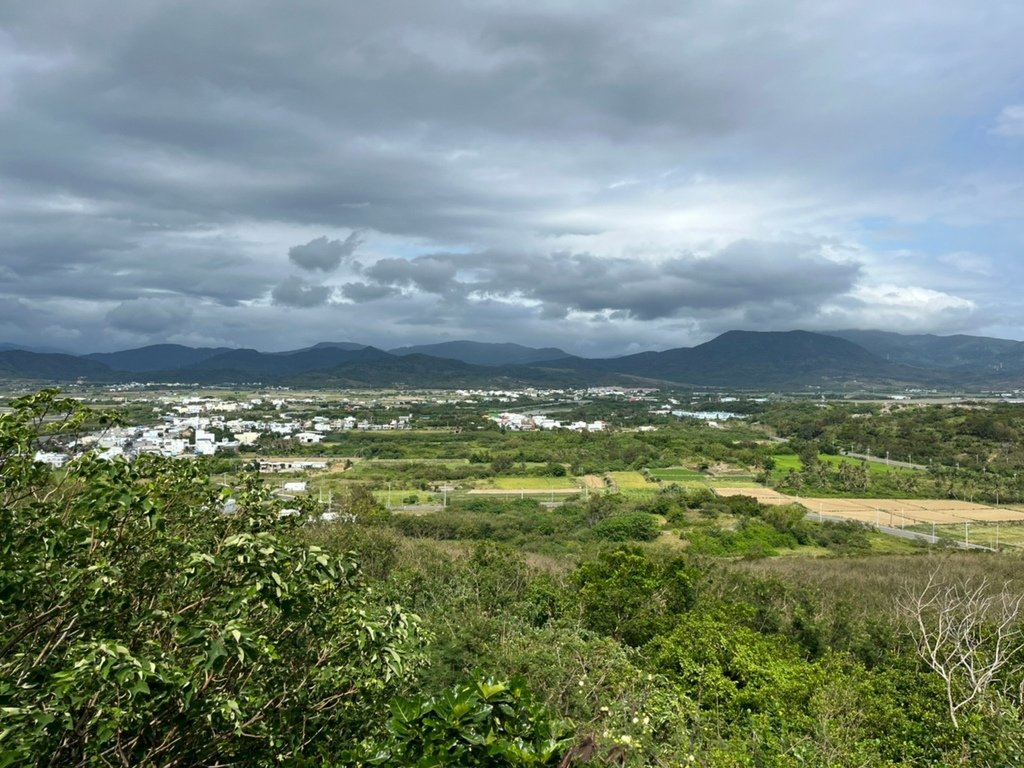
106;297;194;334
938;252;993;276
821;284;977;333
992;105;1024;137
339;281;399;302
351;241;860;321
271;276;332;307
364;255;460;295
288;232;361;271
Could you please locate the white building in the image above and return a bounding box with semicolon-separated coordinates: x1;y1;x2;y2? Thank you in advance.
34;451;69;468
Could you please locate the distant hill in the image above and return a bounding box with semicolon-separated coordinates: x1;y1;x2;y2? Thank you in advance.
0;351;113;380
0;342;71;355
275;341;368;355
389;341;570;367
2;330;1021;389
86;344;234;372
545;330;940;388
179;346;393;377
287;354;627;389
824;330;1024;375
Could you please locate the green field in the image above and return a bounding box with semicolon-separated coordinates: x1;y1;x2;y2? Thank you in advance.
773;453;919;475
373;489;437;505
489;476;580;490
606;471;656;490
910;522;1024;550
648;467;705;482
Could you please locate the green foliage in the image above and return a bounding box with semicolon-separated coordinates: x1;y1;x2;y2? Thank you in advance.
0;391;421;765
373;677;571;767
591;512;661;542
573;547;698;646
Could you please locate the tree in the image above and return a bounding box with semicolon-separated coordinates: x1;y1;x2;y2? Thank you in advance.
573;547;697;647
897;572;1024;728
374;677;570;766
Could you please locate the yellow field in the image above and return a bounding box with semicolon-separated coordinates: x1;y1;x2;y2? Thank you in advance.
467;488;580;496
606;471;654;490
715;487;794;505
802;498;1024;525
715;487;1024;525
490;476;579;490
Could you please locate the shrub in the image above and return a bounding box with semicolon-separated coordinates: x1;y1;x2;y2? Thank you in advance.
592;512;661;542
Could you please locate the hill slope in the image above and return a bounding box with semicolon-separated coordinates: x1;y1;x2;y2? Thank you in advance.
824;330;1024;375
0;330;1004;389
86;344;234;372
388;341;570;366
0;351;114;380
548;330;939;388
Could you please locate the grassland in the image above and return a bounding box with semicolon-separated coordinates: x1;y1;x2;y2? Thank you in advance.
772;453;919;475
606;470;656;491
648;467;705;482
488;476;580;490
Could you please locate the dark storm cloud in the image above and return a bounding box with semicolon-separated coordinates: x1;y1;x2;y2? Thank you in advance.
0;207;271;305
271;276;332;308
106;297;193;334
288;233;361;272
6;0;1017;244
348;241;860;321
339;281;399;303
364;256;460;296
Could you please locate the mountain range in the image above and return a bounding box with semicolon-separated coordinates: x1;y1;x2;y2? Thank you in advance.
2;330;1023;390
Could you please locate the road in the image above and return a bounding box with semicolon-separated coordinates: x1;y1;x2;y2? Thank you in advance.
837;451;929;471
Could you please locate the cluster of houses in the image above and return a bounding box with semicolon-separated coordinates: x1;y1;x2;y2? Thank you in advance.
31;393;413;467
489;412;607;432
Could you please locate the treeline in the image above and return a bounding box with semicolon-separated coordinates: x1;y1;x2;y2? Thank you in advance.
256;422;774;475
759;401;1024;502
760;401;1024;472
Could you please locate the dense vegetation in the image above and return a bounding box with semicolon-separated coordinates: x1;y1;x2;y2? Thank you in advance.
6;391;1024;765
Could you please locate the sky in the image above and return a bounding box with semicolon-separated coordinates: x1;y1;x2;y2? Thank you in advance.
2;0;1024;356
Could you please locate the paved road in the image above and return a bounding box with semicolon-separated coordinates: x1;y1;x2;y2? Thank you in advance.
837;451;929;471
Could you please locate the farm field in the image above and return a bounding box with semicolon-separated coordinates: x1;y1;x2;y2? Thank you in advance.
372;489;436;505
916;522;1024;549
772;453;918;475
488;476;580;490
706;475;759;487
606;470;655;491
648;466;705;482
802;497;1024;525
466;487;580;496
715;487;794;505
714;485;1024;526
